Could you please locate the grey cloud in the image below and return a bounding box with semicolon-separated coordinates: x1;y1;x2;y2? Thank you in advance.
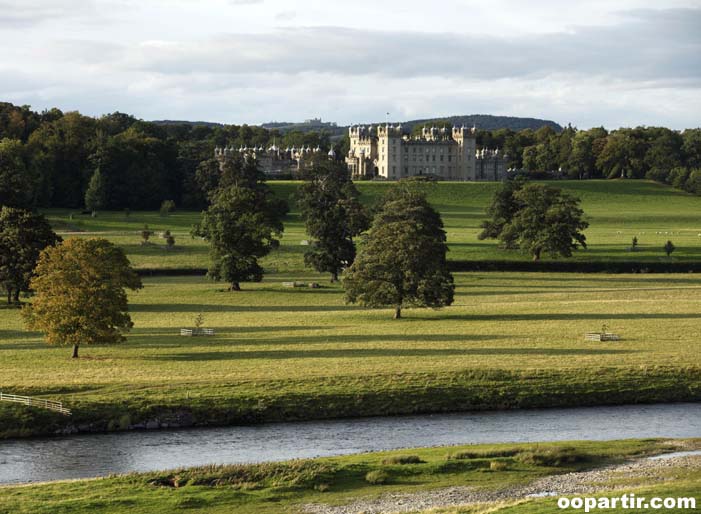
0;0;127;28
121;8;700;84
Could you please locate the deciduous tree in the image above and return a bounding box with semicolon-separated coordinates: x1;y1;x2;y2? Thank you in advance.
507;184;589;261
22;238;142;358
297;158;370;281
0;207;60;304
477;177;527;248
343;183;454;319
193;156;288;290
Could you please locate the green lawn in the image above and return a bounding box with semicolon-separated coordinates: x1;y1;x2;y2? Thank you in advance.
1;271;700;435
43;180;701;270
0;439;697;514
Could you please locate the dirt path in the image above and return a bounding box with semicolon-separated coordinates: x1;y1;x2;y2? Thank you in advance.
302;453;701;514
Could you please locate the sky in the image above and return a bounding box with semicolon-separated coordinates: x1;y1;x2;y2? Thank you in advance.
1;0;700;129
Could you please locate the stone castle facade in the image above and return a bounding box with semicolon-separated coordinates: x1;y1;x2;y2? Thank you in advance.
214;144;333;176
345;124;507;181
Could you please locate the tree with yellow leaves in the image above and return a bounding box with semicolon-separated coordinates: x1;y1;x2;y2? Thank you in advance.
22;238;142;358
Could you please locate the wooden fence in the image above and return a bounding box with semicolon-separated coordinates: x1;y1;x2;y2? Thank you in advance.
0;392;71;415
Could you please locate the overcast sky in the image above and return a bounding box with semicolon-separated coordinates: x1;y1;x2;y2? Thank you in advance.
1;0;700;129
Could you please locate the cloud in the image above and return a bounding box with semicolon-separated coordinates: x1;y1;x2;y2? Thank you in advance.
1;3;699;129
274;10;296;21
111;8;700;87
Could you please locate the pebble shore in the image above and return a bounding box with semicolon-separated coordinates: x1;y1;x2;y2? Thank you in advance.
303;453;701;514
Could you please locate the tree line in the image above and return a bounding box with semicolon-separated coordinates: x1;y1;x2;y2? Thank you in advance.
0;102;342;211
1;103;700;216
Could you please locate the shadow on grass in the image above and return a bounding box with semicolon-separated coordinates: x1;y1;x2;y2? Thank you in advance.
441;313;700;322
0;340;47;351
129;333;510;347
146;346;635;361
130;303;357;313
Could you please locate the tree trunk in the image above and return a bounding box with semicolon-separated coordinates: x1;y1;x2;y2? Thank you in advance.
72;344;79;359
331;272;338;283
230;282;241;291
12;289;20;304
393;306;402;319
6;289;11;305
532;249;541;261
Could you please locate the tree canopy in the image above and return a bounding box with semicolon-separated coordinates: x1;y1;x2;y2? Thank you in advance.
477;176;527;248
22;238;142;358
297;158;370;281
343;183;454;319
482;183;589;261
0;207;60;304
193;156;288;290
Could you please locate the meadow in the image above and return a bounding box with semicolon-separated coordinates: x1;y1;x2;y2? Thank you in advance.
1;270;700;436
0;438;697;514
43;180;701;271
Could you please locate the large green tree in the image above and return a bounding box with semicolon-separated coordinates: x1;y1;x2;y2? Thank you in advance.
505;184;588;261
297;158;370;281
22;238;142;358
343;183;454;319
477;177;527;248
193;156;288;290
0;207;60;304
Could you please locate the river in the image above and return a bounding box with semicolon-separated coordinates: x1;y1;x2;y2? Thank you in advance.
1;402;699;485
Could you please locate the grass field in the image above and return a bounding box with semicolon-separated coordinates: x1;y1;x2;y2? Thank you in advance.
43;180;701;271
1;270;700;436
0;439;697;514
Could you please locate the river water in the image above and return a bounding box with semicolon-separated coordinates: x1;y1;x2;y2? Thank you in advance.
1;402;699;485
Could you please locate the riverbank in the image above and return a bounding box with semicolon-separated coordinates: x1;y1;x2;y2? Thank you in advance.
1;439;699;514
2;366;700;439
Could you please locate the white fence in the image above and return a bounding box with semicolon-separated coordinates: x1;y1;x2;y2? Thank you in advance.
0;392;71;415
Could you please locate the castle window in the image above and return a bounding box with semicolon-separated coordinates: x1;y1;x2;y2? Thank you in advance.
440;155;444;162
404;166;408;174
448;155;452;162
392;166;396;175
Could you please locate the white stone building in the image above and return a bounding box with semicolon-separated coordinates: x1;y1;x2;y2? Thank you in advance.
345;124;507;181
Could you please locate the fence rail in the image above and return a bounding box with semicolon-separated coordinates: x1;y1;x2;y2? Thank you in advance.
0;392;71;415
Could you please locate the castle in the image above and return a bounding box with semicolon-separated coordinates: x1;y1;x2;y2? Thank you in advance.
346;124;507;181
214;144;332;176
214;124;508;181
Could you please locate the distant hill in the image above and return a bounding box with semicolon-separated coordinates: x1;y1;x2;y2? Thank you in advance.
153;115;562;134
152;120;224;128
261;114;561;135
389;114;562;133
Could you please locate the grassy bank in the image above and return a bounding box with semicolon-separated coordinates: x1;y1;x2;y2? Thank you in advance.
1;271;700;437
0;439;698;514
43;180;701;271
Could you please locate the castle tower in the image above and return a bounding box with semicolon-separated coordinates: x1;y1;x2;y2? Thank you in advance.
452;125;476;180
377;123;401;179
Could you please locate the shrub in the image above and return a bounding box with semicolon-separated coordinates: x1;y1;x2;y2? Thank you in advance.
664;240;675;257
365;470;390;485
381;455;424;465
166;235;176;250
447;449;521;460
141;225;153;244
489;460;508;471
160;200;176;216
515;447;589;467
